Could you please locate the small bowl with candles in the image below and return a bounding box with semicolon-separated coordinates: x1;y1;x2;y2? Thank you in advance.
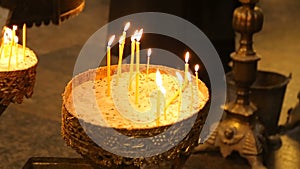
0;25;38;115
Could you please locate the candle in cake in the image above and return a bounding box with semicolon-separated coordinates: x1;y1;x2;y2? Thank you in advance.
117;35;125;81
184;52;189;85
0;27;11;61
8;26;17;69
195;64;199;87
187;72;193;111
156;69;166;125
129;31;138;90
122;22;130;45
135;29;143;73
107;35;115;96
165;72;189;109
120;22;130;65
23;24;26;60
176;72;183;115
135;29;143;104
146;48;152;80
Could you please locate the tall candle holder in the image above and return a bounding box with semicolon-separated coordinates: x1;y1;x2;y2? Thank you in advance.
194;0;268;169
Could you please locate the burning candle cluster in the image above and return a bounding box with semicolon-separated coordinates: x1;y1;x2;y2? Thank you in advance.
0;24;30;71
102;22;205;126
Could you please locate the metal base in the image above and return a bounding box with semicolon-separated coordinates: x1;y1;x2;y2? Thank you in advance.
193;113;267;169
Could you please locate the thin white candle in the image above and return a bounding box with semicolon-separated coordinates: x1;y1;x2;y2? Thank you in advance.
122;22;130;45
107;35;115;96
129;31;138;90
122;22;130;42
156;69;166;124
146;48;152;81
187;72;193;112
135;29;143;104
117;35;125;81
195;64;199;87
1;27;10;62
184;52;190;85
23;24;26;60
120;22;130;64
9;26;17;69
176;72;183;117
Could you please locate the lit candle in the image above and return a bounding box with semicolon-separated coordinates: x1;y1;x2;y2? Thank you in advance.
176;72;183;116
184;52;190;85
23;24;26;60
165;72;189;109
135;29;143;104
122;22;130;45
120;22;130;68
187;72;193;111
129;31;138;90
156;69;166;125
117;35;125;81
14;33;19;67
12;25;17;45
195;64;199;87
9;26;17;69
107;35;115;96
146;48;152;81
1;27;10;61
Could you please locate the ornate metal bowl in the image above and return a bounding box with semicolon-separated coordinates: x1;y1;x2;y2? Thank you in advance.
0;50;37;115
62;65;209;169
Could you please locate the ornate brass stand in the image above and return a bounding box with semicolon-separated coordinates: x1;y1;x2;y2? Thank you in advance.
194;0;267;169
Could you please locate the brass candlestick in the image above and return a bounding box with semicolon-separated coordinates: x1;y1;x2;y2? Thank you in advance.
194;0;267;169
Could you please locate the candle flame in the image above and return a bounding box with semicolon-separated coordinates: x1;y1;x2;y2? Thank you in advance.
156;69;162;87
176;72;183;85
108;35;115;47
147;48;152;57
136;29;143;42
12;25;17;31
119;35;125;44
156;69;166;94
185;52;190;63
124;22;130;32
2;26;18;44
131;30;139;41
131;36;135;41
3;27;11;44
195;64;199;72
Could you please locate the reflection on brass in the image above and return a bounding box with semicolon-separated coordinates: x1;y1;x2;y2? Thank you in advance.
194;0;268;169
